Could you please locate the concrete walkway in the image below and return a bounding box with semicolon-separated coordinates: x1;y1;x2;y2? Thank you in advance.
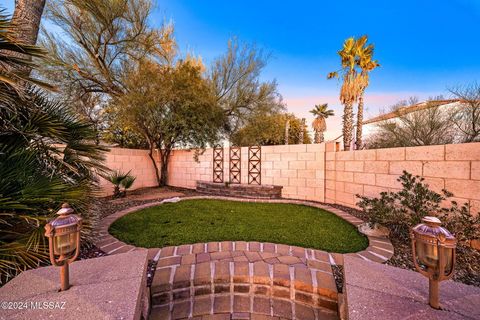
344;255;480;320
0;250;149;320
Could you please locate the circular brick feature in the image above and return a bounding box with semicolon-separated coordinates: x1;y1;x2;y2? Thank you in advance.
95;196;394;319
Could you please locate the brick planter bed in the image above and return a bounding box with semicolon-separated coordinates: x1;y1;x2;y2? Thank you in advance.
94;196;394;319
196;181;283;199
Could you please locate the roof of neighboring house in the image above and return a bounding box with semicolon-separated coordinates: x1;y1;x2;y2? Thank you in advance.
363;99;460;125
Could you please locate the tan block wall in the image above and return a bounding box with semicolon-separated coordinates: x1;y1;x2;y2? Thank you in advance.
99;147;160;195
101;142;480;214
166;144;326;202
325;142;480;214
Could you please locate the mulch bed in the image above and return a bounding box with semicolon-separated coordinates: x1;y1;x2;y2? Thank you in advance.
79;186;199;261
328;203;480;287
331;264;344;293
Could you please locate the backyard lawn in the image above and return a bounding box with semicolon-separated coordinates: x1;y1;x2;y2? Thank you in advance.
109;199;368;253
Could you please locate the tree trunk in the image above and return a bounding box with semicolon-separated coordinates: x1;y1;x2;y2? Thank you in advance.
159;149;171;187
343;102;354;151
147;142;161;186
314;131;319;143
285;120;290;145
11;0;46;75
313;131;325;144
356;94;364;149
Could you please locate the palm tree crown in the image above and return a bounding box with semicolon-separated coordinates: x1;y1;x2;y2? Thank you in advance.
310;103;334;143
327;35;379;150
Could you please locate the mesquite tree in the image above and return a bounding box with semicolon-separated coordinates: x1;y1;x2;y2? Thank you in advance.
112;58;224;186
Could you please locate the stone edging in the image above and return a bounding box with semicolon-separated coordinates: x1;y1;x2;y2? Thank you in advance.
94;196;394;264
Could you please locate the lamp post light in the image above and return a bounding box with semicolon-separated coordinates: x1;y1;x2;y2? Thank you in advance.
410;216;457;309
44;203;82;291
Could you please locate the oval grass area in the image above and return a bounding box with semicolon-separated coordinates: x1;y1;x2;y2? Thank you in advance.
109;199;368;253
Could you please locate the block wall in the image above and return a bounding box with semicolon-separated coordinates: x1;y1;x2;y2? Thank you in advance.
101;142;480;215
99;147;160;195
167;144;326;202
325;142;480;214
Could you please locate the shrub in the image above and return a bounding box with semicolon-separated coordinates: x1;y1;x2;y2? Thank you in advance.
357;171;480;245
105;171;136;198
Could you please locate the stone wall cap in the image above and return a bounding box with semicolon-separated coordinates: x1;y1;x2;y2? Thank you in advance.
0;250;148;320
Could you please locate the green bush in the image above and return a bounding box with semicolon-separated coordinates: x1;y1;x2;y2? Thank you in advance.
357;171;480;244
105;170;136;198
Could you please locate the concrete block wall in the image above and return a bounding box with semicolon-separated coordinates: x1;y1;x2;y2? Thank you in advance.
166;144;326;202
325;142;480;214
99;147;160;195
101;142;480;214
168;148;213;189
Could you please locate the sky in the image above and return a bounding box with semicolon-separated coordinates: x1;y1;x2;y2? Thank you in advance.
4;0;480;139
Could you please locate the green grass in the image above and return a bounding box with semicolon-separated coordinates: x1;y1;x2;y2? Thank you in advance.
109;199;368;253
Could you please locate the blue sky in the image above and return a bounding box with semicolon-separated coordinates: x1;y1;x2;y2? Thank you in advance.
4;0;480;138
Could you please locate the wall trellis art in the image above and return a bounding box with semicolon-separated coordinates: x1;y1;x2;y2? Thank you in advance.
248;146;261;185
213;146;224;183
229;147;241;184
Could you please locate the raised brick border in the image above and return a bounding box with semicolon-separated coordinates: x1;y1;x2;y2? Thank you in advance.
196;181;283;199
94;196;394;319
94;196;393;264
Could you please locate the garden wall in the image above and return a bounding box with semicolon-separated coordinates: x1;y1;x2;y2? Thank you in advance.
100;142;480;214
325;142;480;214
99;147;160;195
167;143;326;202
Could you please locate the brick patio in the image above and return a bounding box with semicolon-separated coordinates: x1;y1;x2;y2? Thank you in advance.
95;196;394;319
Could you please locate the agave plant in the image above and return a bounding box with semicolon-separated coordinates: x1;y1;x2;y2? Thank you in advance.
0;8;107;284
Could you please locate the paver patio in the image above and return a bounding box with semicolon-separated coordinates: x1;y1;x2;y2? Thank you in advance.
94;196;394;319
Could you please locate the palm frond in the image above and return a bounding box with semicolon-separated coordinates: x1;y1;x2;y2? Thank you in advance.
121;175;136;190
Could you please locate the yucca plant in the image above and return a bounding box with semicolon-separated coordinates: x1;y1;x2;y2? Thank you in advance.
0;8;107;284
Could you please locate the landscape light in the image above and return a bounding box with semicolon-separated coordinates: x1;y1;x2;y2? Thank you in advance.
44;203;82;291
410;216;456;309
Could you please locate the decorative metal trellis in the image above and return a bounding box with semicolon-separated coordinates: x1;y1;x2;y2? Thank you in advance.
248;146;261;185
229;147;241;184
213;146;224;183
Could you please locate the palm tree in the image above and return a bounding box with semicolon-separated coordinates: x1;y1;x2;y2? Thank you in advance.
0;9;52;102
327;37;362;150
355;35;379;149
10;0;46;75
105;170;136;198
1;9;107;284
310;103;335;143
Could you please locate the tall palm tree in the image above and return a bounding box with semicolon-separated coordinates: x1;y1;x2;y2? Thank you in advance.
355;35;379;149
5;0;46;77
1;8;107;284
0;9;52;102
328;37;362;150
310;103;334;143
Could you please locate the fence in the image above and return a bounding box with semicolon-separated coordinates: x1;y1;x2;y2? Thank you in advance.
101;142;480;214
